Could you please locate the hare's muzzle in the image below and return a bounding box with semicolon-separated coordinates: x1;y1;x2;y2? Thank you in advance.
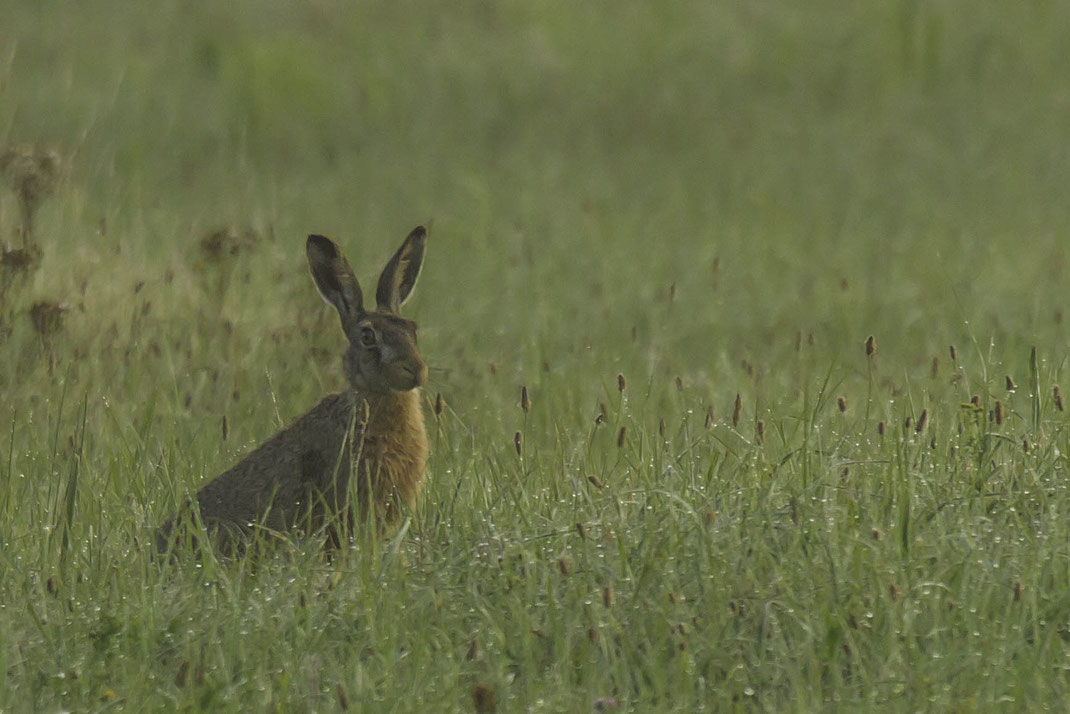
396;360;428;391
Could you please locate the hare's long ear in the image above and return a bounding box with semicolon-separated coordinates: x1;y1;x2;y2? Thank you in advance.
375;226;427;314
307;234;364;332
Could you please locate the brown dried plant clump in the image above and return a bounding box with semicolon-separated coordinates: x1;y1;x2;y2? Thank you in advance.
194;225;261;302
1;144;63;242
1;243;43;309
198;225;261;262
29;299;66;338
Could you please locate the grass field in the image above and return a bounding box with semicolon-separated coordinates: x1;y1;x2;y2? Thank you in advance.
3;1;1070;711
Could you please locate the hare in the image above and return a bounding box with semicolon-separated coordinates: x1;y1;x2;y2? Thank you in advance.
156;226;430;554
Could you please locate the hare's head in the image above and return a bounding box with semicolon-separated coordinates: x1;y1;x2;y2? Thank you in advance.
307;227;428;394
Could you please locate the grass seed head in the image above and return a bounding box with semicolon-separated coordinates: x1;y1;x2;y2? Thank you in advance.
557;557;570;575
837;397;847;412
756;419;765;444
520;385;531;413
1054;386;1064;411
675;375;683;391
617;373;626;393
915;409;928;433
616;426;626;448
587;474;604;488
575;522;586;540
704;405;714;429
732;393;742;427
1005;375;1017;391
175;661;190;688
603;585;614;608
434;392;445;418
1014;580;1023;601
995;400;1005;425
472;683;497;713
877;420;885;437
865;335;876;357
221;415;228;441
931;356;940;379
949;344;957;361
889;583;899;601
513;431;523;456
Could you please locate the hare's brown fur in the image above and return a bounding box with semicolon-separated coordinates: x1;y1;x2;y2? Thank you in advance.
157;227;429;554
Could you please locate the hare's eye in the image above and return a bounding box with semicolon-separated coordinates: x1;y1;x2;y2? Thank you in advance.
359;327;377;347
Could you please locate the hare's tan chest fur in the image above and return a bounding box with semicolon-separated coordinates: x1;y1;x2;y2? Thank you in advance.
356;389;428;521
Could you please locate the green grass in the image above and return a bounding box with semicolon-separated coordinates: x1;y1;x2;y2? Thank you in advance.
3;0;1070;710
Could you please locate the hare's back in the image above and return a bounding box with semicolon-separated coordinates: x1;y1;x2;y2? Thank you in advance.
194;392;357;528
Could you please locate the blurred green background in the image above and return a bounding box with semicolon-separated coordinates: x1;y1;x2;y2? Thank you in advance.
5;1;1068;363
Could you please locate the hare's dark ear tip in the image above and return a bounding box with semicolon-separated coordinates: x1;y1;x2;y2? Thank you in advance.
409;226;428;240
307;234;338;256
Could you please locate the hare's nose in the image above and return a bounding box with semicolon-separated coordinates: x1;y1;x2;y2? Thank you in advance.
401;361;428;389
